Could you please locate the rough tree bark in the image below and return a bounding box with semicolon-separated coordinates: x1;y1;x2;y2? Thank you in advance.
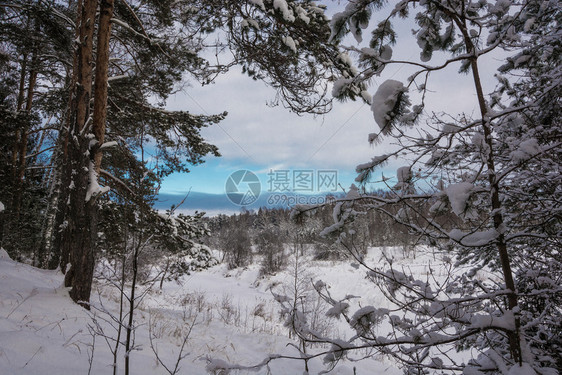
92;0;114;173
60;0;115;308
61;0;99;309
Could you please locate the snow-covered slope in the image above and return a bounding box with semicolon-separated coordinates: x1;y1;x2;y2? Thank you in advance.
0;247;414;374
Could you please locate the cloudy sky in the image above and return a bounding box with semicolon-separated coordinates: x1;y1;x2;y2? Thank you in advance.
157;4;501;212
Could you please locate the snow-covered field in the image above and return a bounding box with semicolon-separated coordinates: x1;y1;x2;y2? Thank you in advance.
0;247;444;374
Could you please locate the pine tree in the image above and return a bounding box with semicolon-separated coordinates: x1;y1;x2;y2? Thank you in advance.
285;1;561;374
44;0;353;307
0;0;73;261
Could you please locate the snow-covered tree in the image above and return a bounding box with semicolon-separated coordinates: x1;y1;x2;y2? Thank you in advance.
285;1;561;374
0;0;72;261
0;0;355;307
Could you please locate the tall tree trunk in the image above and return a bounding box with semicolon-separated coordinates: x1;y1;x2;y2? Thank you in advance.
10;12;37;228
13;56;39;224
41;110;71;269
2;54;28;251
61;0;115;308
40;164;60;268
49;66;77;270
459;19;522;364
12;54;27;181
440;7;522;362
61;0;98;309
92;0;114;173
47;122;71;269
471;56;521;364
57;0;84;272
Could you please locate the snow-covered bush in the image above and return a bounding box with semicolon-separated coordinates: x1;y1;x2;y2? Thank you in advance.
255;225;286;276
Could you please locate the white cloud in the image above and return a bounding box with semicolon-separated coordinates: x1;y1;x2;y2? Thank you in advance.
168;69;384;172
165;11;503;183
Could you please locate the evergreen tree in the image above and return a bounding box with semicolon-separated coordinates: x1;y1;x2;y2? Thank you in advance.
0;0;73;260
284;1;561;374
0;0;352;307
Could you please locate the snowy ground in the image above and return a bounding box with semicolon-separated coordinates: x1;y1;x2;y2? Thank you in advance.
0;246;445;374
